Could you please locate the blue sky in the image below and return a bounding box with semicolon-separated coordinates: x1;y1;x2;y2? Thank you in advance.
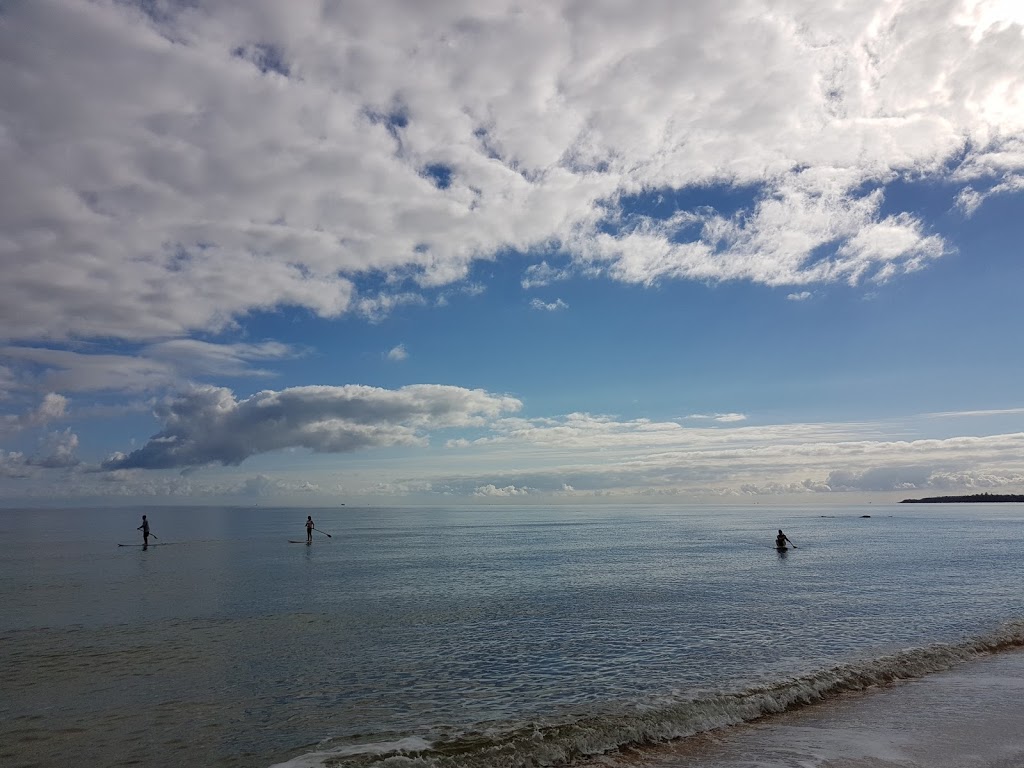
2;0;1024;506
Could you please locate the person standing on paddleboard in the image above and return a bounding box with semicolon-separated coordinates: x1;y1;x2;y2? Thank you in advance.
775;529;794;549
138;514;151;547
305;515;315;544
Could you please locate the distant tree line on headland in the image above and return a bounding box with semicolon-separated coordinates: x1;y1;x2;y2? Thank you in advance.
900;493;1024;503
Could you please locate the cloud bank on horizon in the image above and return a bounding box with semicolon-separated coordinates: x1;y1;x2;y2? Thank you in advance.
1;0;1023;504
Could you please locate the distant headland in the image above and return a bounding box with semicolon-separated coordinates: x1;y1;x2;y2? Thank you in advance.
900;493;1024;503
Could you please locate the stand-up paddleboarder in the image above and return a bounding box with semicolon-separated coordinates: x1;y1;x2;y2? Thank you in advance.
305;515;315;544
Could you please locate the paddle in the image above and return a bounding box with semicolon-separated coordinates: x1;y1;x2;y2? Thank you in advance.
149;533;158;540
314;528;332;538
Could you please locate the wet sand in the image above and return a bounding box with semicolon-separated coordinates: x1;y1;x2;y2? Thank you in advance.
616;648;1024;768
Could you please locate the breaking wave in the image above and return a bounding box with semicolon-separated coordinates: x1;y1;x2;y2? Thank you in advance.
271;620;1024;768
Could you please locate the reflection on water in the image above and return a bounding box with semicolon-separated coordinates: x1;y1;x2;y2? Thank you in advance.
2;504;1024;767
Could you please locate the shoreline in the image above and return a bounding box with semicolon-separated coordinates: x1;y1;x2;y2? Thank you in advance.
617;647;1024;768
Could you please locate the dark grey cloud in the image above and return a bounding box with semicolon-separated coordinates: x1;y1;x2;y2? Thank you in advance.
824;466;934;492
102;383;521;469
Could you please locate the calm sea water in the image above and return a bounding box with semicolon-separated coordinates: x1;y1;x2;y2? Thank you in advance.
2;503;1024;768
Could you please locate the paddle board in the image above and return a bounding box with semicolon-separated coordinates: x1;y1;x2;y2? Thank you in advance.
288;540;311;544
117;543;168;547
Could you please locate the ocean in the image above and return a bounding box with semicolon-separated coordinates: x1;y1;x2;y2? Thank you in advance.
2;503;1024;768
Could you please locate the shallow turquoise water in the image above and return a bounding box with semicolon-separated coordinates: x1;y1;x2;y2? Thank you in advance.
2;504;1024;767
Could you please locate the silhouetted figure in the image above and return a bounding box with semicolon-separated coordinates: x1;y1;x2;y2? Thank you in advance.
775;529;793;550
305;515;314;544
138;514;150;548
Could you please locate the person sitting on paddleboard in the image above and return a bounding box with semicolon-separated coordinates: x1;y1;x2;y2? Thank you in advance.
138;514;150;546
305;515;314;544
775;529;793;549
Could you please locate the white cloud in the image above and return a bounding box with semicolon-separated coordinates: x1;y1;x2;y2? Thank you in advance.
0;393;68;438
0;451;31;478
387;344;409;361
355;293;427;323
0;342;298;396
142;339;298;377
415;413;1024;498
102;383;522;470
7;406;1024;501
359;480;437;496
1;0;1021;344
529;298;569;311
30;393;68;425
973;175;1024;210
577;177;946;287
521;261;573;289
0;346;177;394
924;407;1024;418
27;429;80;469
683;413;747;423
2;0;1024;504
474;483;532;497
818;466;1024;493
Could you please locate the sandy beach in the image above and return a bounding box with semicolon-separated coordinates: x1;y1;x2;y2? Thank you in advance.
621;648;1024;768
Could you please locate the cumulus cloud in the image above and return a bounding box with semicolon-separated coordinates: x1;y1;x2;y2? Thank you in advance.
474;484;532;497
102;383;521;470
2;1;1022;344
787;291;813;301
27;429;80;469
28;393;68;425
0;451;31;478
0;393;68;438
387;344;409;361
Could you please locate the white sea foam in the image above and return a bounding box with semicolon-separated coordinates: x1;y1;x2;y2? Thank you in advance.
269;622;1024;768
269;737;433;767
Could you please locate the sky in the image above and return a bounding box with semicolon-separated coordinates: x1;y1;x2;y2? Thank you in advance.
2;0;1024;507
